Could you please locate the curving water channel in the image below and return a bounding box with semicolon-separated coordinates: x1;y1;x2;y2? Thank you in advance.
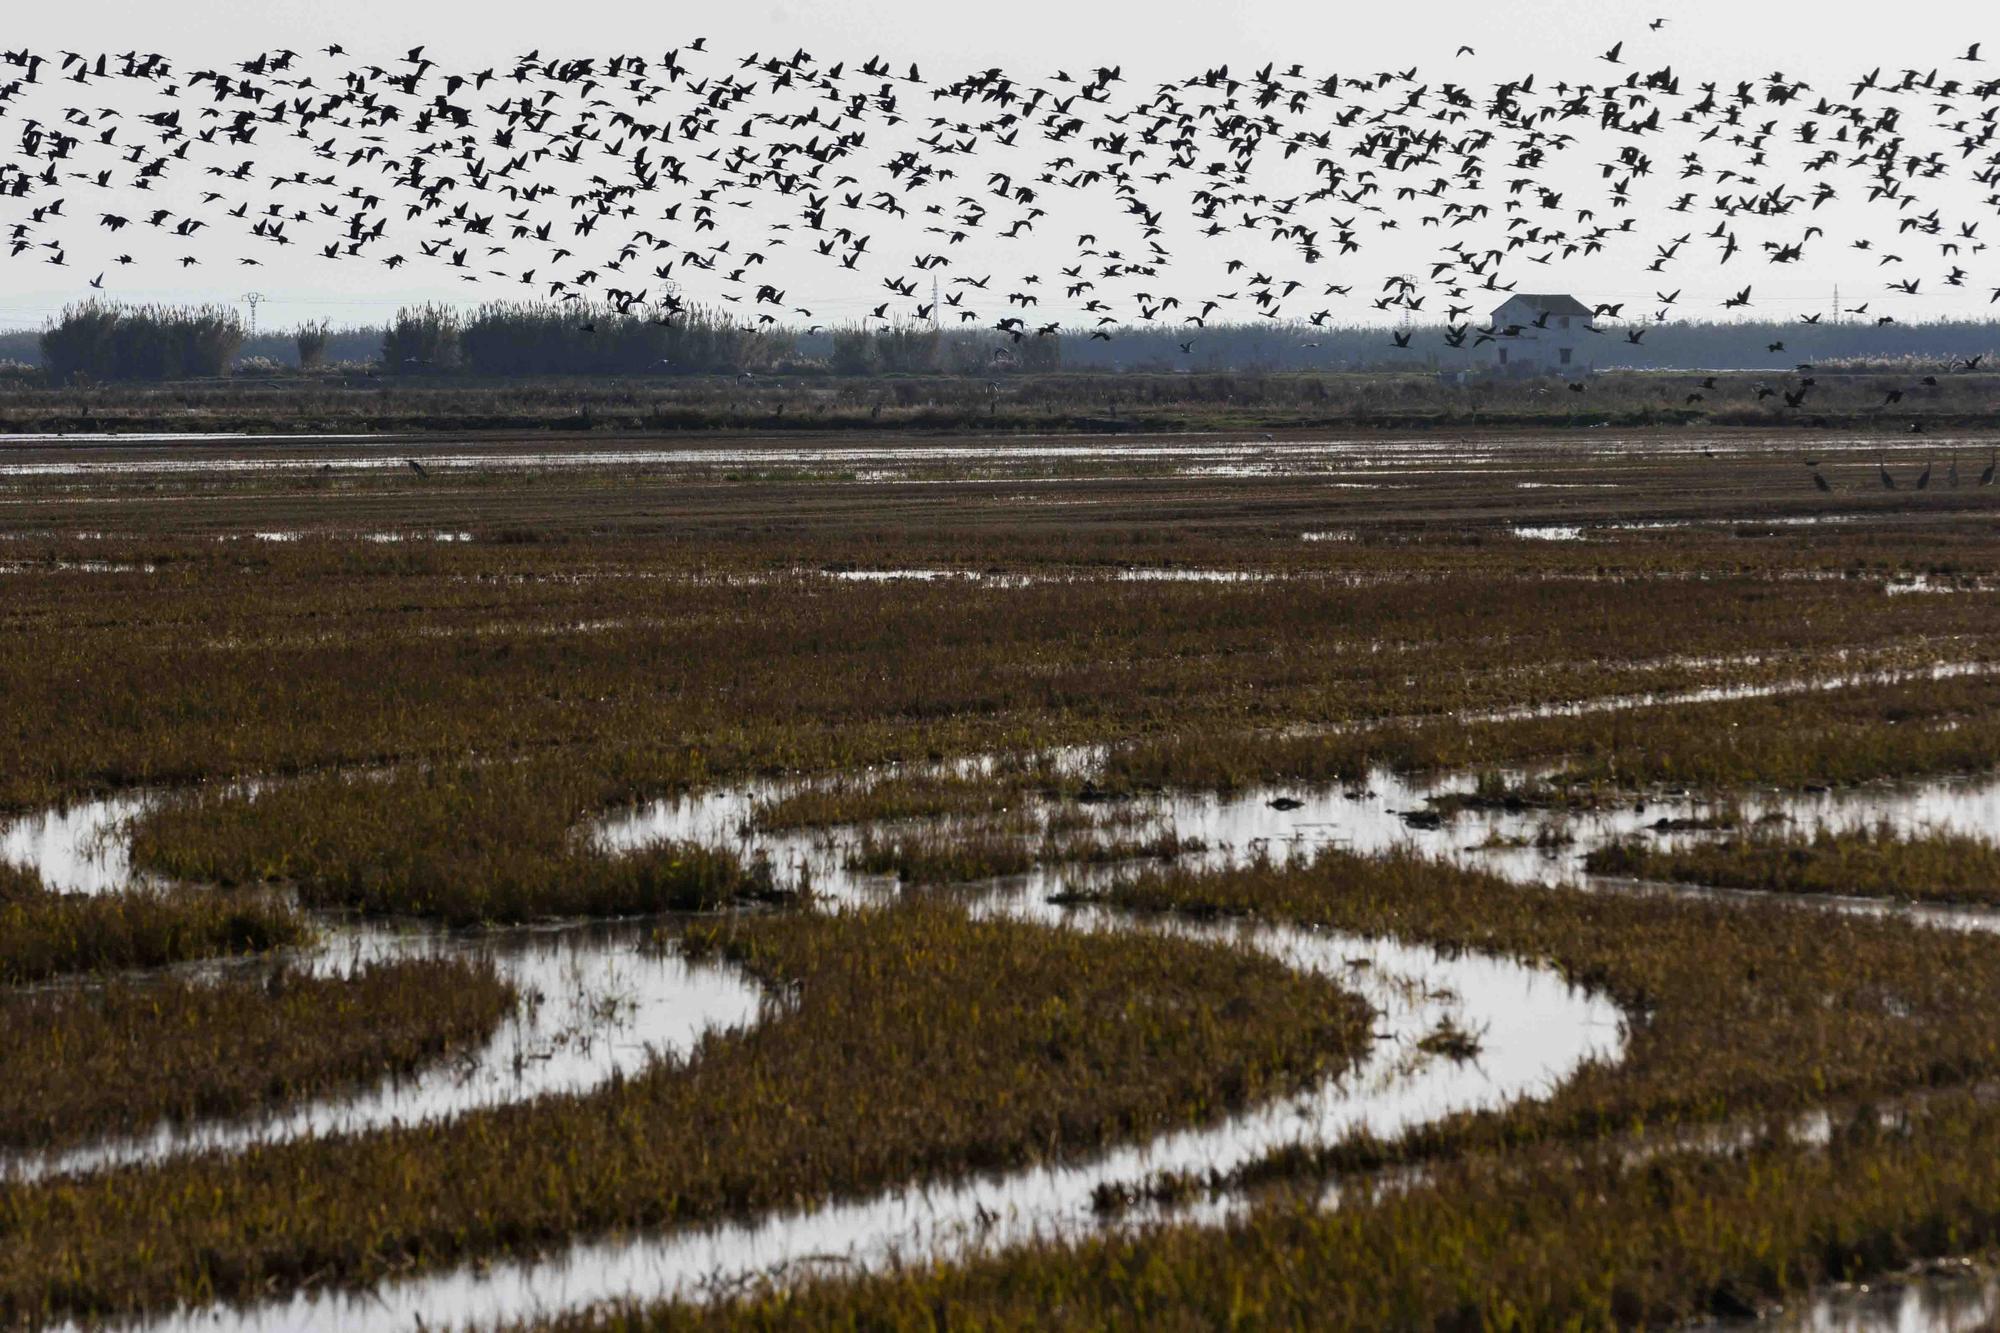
0;790;766;1184
12;737;2000;1328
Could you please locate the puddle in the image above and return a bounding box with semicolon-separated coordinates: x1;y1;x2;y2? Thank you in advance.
360;531;474;543
1886;575;2000;596
0;560;156;575
1512;525;1585;541
1691;1268;2000;1332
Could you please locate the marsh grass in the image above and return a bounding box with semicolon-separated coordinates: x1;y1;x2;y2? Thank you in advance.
1586;823;2000;905
846;822;1201;884
0;868;306;984
12;438;2000;1324
0;957;513;1151
750;771;1046;830
3;521;1995;818
130;768;786;925
0;900;1369;1318
1103;671;2000;796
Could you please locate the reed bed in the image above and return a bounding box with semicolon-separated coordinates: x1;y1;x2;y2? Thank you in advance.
4;527;1994;818
517;846;2000;1330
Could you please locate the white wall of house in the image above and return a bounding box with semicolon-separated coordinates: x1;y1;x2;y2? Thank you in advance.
1488;295;1589;373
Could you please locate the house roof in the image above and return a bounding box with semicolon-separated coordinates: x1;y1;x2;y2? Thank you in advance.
1492;293;1593;318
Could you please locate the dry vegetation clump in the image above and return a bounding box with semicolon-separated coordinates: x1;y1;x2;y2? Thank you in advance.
129;767;785;925
1586;823;2000;905
0;867;306;984
0;957;513;1151
0;900;1369;1318
846;820;1200;884
750;771;1043;830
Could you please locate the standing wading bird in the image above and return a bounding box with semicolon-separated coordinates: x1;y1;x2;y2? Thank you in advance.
1880;459;1897;490
1916;460;1932;490
404;458;429;479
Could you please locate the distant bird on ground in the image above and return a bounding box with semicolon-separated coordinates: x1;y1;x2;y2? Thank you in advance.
1880;459;1897;490
1916;459;1932;489
404;458;428;479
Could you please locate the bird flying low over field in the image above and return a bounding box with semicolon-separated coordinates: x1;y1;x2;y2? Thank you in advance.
0;26;1993;358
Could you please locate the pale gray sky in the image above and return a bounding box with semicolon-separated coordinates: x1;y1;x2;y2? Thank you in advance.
1;0;1994;334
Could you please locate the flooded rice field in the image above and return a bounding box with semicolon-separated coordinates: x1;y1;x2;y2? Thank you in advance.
8;427;2000;1329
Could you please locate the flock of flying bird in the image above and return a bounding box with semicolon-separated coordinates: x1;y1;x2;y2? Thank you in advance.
0;24;1998;394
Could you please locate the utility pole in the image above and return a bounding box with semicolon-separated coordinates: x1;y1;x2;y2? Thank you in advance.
930;276;941;330
1831;284;1840;327
240;291;266;338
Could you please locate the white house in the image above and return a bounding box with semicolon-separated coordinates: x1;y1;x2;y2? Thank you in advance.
1486;294;1593;374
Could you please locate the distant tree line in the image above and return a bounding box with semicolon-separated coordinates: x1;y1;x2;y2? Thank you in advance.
11;302;2000;380
35;302;246;381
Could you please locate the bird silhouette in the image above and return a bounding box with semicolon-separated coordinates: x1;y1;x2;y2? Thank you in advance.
0;31;1993;371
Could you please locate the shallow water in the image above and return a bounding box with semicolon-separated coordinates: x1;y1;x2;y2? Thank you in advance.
0;430;1964;484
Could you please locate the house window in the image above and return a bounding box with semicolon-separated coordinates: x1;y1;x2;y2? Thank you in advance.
1559;347;1572;366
